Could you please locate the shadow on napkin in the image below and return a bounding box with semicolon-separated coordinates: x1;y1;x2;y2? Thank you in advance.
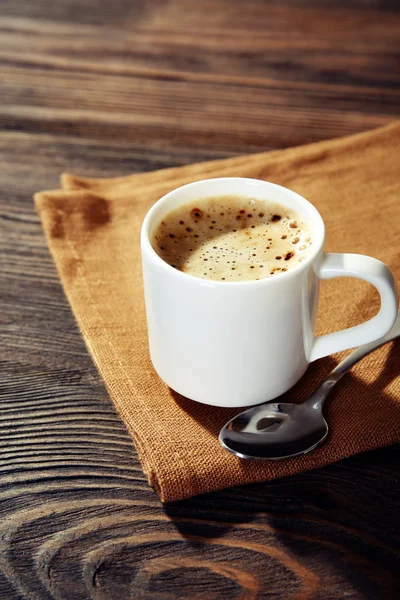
171;342;399;442
170;357;339;438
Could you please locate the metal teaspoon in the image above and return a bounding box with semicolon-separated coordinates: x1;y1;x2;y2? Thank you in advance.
219;310;400;460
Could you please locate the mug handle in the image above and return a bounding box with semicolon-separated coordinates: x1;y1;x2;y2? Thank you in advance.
310;253;398;362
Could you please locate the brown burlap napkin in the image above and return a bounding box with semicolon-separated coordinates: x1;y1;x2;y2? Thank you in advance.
35;123;400;502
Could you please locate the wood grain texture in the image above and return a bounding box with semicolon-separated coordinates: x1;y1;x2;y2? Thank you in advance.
1;1;399;598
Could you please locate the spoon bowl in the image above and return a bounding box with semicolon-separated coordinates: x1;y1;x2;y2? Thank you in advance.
220;401;328;460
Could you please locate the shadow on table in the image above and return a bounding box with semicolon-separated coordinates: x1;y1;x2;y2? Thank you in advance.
163;340;399;597
163;339;399;528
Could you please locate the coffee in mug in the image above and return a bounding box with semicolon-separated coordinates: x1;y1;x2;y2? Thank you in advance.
152;195;313;282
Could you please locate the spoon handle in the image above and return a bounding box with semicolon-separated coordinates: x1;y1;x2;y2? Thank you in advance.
307;310;400;408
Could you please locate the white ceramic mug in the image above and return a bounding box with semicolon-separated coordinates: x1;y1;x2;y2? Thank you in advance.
141;178;398;407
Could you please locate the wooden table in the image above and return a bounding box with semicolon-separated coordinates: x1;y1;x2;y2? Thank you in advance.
1;1;399;598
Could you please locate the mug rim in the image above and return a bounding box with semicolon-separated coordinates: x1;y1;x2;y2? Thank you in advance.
141;177;326;287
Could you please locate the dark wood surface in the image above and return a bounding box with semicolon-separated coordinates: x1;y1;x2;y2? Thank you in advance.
1;1;400;598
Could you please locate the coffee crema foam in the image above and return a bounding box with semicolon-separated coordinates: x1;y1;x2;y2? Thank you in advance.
152;195;313;282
